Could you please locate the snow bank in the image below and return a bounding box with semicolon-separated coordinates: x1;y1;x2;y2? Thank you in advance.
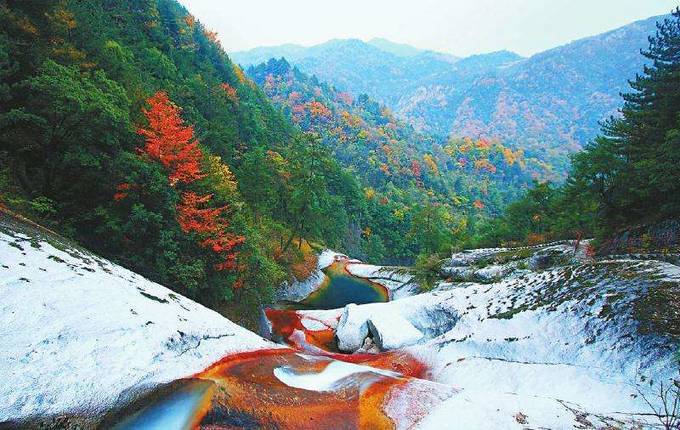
345;262;417;299
0;216;277;423
317;249;350;269
296;243;680;427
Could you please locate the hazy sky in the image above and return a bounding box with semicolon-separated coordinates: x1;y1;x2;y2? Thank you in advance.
180;0;677;57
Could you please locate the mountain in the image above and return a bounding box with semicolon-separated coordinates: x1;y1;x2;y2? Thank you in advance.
0;0;534;308
246;58;538;262
232;16;666;173
400;15;665;172
451;50;523;70
226;42;308;67
367;37;426;57
0;0;380;318
232;38;473;108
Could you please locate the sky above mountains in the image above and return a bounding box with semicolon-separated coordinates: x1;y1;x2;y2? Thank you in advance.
180;0;677;57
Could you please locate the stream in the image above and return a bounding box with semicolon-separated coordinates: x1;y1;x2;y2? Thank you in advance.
109;257;421;429
298;261;389;309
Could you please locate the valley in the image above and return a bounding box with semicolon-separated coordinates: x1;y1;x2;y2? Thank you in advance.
1;1;679;429
1;209;677;429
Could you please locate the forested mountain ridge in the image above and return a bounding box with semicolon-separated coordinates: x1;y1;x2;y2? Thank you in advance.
232;15;665;174
473;10;680;249
0;0;529;319
246;58;537;262
233;38;470;109
0;0;375;321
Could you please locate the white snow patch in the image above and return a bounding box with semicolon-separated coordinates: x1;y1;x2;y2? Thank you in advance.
345;263;416;298
273;360;398;392
367;313;423;350
383;378;457;430
297;252;679;427
0;228;277;422
300;317;329;331
317;249;348;269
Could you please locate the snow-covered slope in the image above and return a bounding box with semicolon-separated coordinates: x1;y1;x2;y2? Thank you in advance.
0;212;457;430
290;242;680;428
0;213;276;424
4;210;678;429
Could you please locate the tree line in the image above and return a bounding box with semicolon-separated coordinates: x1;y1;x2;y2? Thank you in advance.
473;9;680;250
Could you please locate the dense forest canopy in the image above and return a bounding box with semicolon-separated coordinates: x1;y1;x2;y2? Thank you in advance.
246;58;540;262
0;0;520;320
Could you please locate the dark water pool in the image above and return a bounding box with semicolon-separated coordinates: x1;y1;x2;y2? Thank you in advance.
300;262;388;310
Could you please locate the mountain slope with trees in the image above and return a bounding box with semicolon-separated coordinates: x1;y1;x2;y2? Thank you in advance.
474;9;680;250
233;15;665;174
233;39;468;108
0;0;369;323
246;58;537;263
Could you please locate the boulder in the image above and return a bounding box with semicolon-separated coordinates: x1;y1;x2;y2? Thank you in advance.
335;304;371;352
367;314;423;351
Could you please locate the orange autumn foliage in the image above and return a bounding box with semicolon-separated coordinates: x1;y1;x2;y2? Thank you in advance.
138;91;204;186
474;158;497;174
176;192;245;272
289;239;318;281
527;232;546;246
203;29;219;43
219;83;239;104
183;14;195;28
475;138;491;150
306;101;332;118
138;91;244;273
176;192;223;235
113;183;133;201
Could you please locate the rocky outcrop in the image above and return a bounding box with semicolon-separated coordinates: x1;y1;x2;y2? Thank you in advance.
366;314;423;350
442;240;582;283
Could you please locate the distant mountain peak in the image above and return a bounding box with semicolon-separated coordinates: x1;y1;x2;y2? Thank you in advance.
367;38;424;57
453;50;524;69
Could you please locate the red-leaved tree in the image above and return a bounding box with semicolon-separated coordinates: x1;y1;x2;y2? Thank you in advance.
135;91;245;273
176;192;245;271
137;91;204;186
